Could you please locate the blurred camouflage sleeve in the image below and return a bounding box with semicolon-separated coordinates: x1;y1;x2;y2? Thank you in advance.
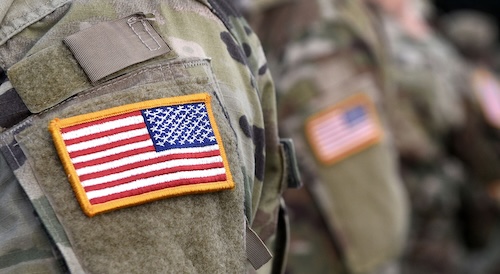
449;80;500;187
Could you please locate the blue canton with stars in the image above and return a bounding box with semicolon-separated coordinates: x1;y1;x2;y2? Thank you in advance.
141;102;217;152
343;105;367;127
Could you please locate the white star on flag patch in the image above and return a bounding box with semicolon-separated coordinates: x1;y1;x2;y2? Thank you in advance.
49;93;234;217
305;93;383;165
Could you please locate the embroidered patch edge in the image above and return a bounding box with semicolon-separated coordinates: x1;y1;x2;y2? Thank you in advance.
304;93;383;166
49;93;235;217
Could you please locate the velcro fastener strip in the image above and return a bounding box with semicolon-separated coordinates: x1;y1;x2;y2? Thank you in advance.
7;44;91;113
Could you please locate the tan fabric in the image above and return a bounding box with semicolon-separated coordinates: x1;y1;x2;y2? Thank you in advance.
64;13;171;83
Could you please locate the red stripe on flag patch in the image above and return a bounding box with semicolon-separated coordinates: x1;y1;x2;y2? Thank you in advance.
49;94;235;217
60;111;142;134
83;161;226;193
305;93;382;165
68;134;152;158
63;123;146;146
88;174;228;205
77;149;222;181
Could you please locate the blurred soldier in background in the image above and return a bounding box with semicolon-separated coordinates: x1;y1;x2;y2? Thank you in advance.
245;0;500;273
439;10;498;68
369;0;500;273
439;10;500;203
439;10;500;273
244;0;410;273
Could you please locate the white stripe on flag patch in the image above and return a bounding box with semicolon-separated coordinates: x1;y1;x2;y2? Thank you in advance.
85;167;227;200
81;155;224;187
71;139;154;164
49;94;235;216
317;125;376;157
62;115;145;140
75;144;220;176
65;128;149;153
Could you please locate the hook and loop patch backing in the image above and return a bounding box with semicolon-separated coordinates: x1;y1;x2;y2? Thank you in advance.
49;93;234;217
305;93;383;165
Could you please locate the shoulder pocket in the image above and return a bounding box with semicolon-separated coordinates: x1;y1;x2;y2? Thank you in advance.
3;50;249;273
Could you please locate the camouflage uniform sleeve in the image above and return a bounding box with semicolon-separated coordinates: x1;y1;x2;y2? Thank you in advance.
450;77;500;186
244;29;283;240
1;0;288;273
248;1;410;273
0;2;70;272
205;4;291;273
205;0;284;239
438;10;500;206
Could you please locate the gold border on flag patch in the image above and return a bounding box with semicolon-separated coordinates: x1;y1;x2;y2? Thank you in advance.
472;68;500;128
305;93;383;165
49;93;235;217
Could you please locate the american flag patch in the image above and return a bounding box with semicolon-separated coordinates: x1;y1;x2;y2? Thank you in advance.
305;94;382;165
473;68;500;128
49;93;234;217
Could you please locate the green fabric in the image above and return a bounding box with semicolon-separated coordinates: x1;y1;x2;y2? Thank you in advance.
8;44;90;113
283;188;347;274
16;68;246;273
249;0;409;273
451;67;500;186
0;0;70;45
0;151;63;273
1;0;287;273
0;0;71;68
380;10;500;274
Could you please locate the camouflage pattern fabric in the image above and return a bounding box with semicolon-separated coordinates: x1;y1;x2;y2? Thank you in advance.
377;7;500;274
439;11;500;197
439;10;498;64
0;0;292;273
438;10;500;274
247;1;409;273
282;188;345;274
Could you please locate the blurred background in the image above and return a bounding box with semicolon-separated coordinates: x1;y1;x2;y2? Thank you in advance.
433;0;500;27
242;0;500;273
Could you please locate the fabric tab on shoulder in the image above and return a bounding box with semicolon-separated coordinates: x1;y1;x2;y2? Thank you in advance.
49;93;235;217
280;138;302;189
246;219;273;270
63;13;171;83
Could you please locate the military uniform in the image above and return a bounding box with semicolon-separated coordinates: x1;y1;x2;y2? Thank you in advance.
375;3;500;273
439;10;500;201
438;10;500;273
0;0;300;273
246;1;410;273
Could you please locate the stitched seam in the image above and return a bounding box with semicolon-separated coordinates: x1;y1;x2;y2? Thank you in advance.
127;16;162;51
1;58;212;166
3;139;20;168
38;59;211;117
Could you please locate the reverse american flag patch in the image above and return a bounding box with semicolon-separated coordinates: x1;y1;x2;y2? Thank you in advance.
305;93;382;165
49;93;234;217
473;68;500;128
